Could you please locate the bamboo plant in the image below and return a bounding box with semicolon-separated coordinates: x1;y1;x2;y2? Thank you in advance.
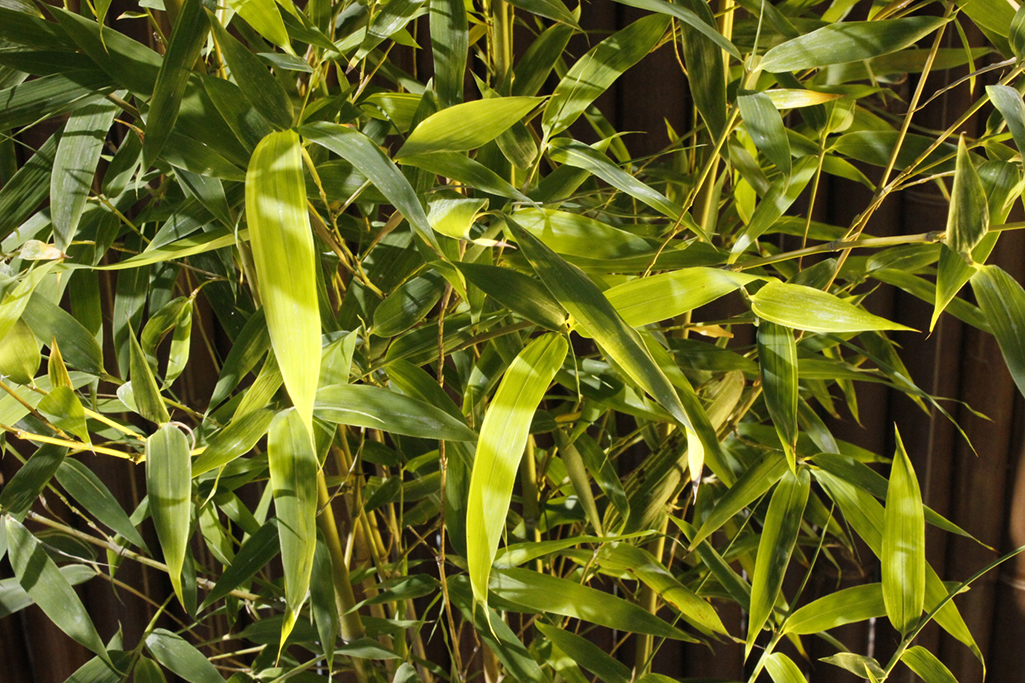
1;0;1025;681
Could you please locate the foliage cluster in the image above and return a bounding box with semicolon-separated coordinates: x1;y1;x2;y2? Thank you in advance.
2;0;1025;681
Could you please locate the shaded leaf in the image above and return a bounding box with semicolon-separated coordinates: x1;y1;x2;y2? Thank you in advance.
147;424;192;605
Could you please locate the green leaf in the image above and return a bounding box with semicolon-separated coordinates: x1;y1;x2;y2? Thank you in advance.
38;385;90;443
492;567;697;641
1011;4;1025;62
5;516;110;664
0;72;111;131
0;564;95;619
430;0;468;108
690;452;789;548
510;207;654;259
739;92;792;177
315;383;478;441
246;130;320;433
987;85;1025;155
466;333;567;609
0;126;59;243
971;264;1025;398
397;151;528;200
226;0;292;53
267;407;319;644
758;321;799;469
931;236;996;332
396;97;541;158
764;652;806;683
612;0;739;58
547;138;682;220
606;268;757;328
146;423;192;605
676;0;727;135
456;262;568;330
56;458;148;550
143;0;211;166
596;543;728;635
901;646;958;683
133;658;168;683
208;13;293;130
506;0;580;28
129;329;170;424
199;519;278;609
146;628;225;683
0;444;65;520
543;14;670;137
760;17;947;72
505;219;699;443
820;653;886;680
882;429;925;635
372;270;447;336
784;583;885;634
535;622;631;683
747;468;811;653
192;409;276;475
751;280;913;333
0;317;39;385
946;134;989;257
51;98;120;252
513;24;574;98
300;121;441;252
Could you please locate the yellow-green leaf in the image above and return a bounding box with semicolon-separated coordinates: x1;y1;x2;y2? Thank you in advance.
246;130;320;433
751;280;914;333
739;92;792;177
606;268;757;329
901;646;958;683
396;97;542;158
946;134;989;257
267;407;319;645
971;264;1025;398
784;583;885;634
146;423;192;606
466;333;567;609
758;321;799;469
882;429;925;635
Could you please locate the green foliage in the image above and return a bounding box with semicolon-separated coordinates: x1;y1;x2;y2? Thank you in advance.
1;0;1025;681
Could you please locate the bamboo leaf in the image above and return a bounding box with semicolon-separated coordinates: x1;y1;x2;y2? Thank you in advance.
208;13;293;130
987;85;1025;155
730;156;819;259
784;583;885;634
146;423;192;605
51;98;120;252
226;0;292;53
246;130;320;433
430;0;468;108
143;0;211;167
315;383;478;441
0;444;65;520
300;121;440;251
547;138;682;220
492;567;697;641
456;262;568;330
946;134;989;257
0;126;60;242
1012;3;1025;62
883;429;926;635
758;321;799;469
466;334;567;609
901;646;958;683
747;468;811;653
513;24;575;98
396;97;542;158
505;219;698;442
596;543;728;635
199;519;279;609
606;268;757;328
56;458;148;550
0;317;39;385
397;151;528;200
764;653;806;683
739;92;792;176
751;280;913;333
676;0;727;135
372;270;447;337
820;653;886;680
760;17;947;72
611;0;739;58
535;622;632;683
129;329;170;424
4;516;110;664
267;407;319;644
543;14;670;137
506;0;580;28
146;628;225;683
971;264;1025;398
690;452;789;548
192;408;276;475
133;658;167;683
0;564;95;619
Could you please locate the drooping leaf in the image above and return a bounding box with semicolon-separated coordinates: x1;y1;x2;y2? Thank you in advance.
199;519;279;609
690;451;789;548
146;628;225;683
5;516;110;664
246;130;319;433
987;84;1025;155
146;423;192;605
56;458;147;550
430;0;468;108
758;321;799;469
267;408;319;645
315;384;477;441
739;92;792;176
971;264;1025;399
784;583;886;634
535;622;632;683
760;17;947;72
466;334;567;609
226;0;292;52
129;329;170;424
0;444;65;520
456;262;568;330
746;468;811;653
901;646;959;683
764;652;806;683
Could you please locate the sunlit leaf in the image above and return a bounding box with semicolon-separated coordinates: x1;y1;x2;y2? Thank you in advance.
146;423;192;605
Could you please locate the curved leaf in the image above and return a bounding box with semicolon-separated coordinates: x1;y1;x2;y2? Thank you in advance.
315;383;478;441
396;97;542;157
751;280;914;333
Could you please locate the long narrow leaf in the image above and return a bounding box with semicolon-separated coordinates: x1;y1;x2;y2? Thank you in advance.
882;428;925;635
146;424;192;605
